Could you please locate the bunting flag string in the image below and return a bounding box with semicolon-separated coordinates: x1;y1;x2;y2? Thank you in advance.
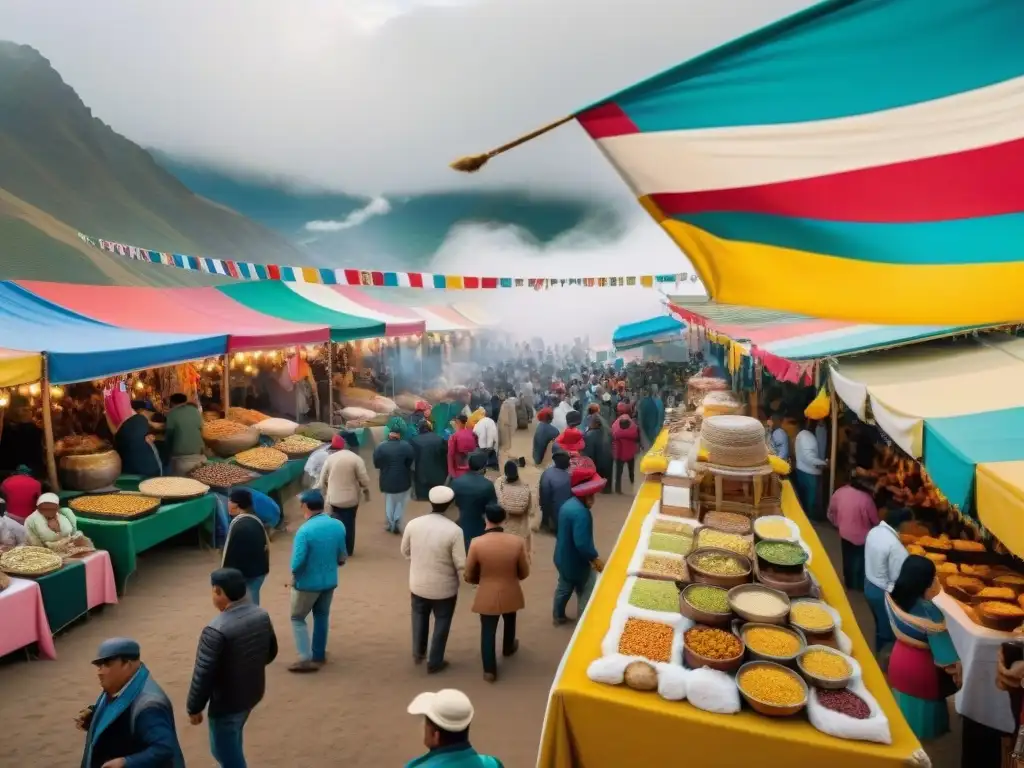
77;233;704;291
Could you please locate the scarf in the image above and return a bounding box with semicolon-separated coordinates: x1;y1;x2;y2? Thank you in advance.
885;595;946;651
83;664;151;768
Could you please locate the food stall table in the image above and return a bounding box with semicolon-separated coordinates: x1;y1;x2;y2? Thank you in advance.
81;551;118;610
75;495;216;594
538;478;924;767
243;459;305;497
934;591;1016;734
57;475;148;504
34;559;88;633
0;578;56;659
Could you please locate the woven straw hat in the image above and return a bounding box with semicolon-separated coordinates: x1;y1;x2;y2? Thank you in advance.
698;415;771;473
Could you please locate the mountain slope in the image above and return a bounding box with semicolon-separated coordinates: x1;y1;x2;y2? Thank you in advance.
0;41;303;281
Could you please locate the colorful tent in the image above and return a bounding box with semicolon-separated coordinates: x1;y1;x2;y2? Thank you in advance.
569;0;1024;324
0;348;42;387
16;281;328;351
612;314;685;351
0;283;225;384
216;282;386;342
830;336;1024;556
283;284;425;336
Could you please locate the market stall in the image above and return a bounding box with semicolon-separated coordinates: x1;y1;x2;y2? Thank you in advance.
612;314;686;351
539;440;923;767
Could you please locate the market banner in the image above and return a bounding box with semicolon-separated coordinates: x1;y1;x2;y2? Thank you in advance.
78;233;704;291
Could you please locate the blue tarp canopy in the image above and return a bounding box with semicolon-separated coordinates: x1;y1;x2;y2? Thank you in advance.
613;315;685;351
0;282;227;383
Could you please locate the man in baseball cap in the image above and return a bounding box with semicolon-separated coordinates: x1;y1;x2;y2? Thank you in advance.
405;689;503;767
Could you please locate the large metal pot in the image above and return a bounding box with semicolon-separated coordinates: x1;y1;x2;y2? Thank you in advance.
59;449;122;491
203;425;260;458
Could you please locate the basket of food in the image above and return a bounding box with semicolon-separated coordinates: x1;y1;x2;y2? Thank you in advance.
741;623;806;666
226;407;270;426
189;462;259;491
737;661;809;717
683;625;745;673
728;584;791;625
686;548;751;589
796;646;854;690
272;434;325;458
634;551;688;582
138;476;210;501
59;448;123;492
788;599;836;636
970;587;1018;605
202;420;260;458
755;539;809;572
234;447;288;473
0;546;64;577
69;493;161;521
753;515;799;542
944;574;987;603
44;534;96;560
700;510;752;536
993;574;1024;595
947;538;992;565
55;434;112;457
977;601;1024;632
694;527;753;559
651;517;697;538
754;558;813;598
680;584;734;626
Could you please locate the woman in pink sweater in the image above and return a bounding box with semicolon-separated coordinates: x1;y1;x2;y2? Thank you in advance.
611;416;641;494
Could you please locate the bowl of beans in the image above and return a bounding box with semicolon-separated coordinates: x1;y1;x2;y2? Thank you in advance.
788;599;836;636
815;688;872;719
686;547;752;589
741;623;806;665
680;584;734;626
617;617;676;664
683;625;745;673
728;584;791;625
737;660;808;717
796;646;854;689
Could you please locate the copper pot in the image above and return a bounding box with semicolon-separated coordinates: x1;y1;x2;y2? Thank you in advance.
59;449;122;491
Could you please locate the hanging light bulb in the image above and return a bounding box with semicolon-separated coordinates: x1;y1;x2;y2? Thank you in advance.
269;350;280;361
254;351;263;359
49;385;64;399
28;383;40;396
135;380;146;391
205;363;215;372
233;352;245;363
244;364;254;374
0;394;8;408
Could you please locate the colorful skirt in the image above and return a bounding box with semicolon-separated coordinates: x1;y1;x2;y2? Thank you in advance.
891;689;950;741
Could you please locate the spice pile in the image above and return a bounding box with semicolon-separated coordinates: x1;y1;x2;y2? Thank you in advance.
817;689;870;719
801;650;850;680
744;626;802;658
731;588;788;618
640;553;687;581
227;407;270;426
629;578;680;613
704;511;751;534
754;518;793;540
790;602;834;632
202;419;252;439
55;434;111;457
69;494;160;518
652;519;693;537
685;585;730;614
648;532;692;556
684;627;742;660
698;529;751;557
273;434;324;455
692;552;746;576
739;665;805;707
618;618;674;662
189;462;257;488
756;540;807;566
235;447;288;471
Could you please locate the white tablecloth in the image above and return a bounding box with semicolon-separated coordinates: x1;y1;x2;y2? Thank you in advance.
934;591;1016;733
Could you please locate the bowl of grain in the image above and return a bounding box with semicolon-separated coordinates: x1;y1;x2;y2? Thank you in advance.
728;584;791;625
788;599;836;636
686;547;752;589
753;516;798;542
741;622;806;666
680;584;734;626
683;625;745;673
702;510;752;536
737;661;808;717
796;646;854;690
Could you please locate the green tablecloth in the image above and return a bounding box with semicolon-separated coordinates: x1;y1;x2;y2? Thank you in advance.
244;459;305;495
76;495;216;594
35;560;88;633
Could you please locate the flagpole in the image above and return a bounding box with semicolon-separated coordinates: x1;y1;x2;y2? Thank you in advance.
450;115;573;173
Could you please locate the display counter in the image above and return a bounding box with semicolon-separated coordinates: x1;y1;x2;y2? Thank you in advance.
0;578;56;660
537;479;925;767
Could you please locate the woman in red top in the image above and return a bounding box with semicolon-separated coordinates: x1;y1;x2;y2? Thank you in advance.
1;465;42;524
611;416;641;494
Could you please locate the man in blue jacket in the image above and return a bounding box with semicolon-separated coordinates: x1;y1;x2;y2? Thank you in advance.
553;473;605;626
78;637;184;768
288;490;348;673
538;448;572;534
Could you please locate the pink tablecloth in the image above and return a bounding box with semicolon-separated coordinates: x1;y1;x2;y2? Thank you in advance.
0;578;57;659
82;551;118;610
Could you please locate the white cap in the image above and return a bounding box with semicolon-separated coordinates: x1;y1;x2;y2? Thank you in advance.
407;689;474;731
37;492;60;506
428;486;454;504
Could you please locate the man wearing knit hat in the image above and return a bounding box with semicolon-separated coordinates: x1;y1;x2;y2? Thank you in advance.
538;448;573;534
553;471;605;626
318;430;370;556
405;689;502;767
532;408;559;467
401;486;465;674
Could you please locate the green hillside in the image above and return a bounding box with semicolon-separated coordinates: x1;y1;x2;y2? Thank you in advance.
0;41;300;285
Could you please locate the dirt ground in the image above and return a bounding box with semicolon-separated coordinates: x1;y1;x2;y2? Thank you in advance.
0;425;961;767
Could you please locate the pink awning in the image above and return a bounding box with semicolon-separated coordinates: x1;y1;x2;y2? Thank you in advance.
17;281;328;351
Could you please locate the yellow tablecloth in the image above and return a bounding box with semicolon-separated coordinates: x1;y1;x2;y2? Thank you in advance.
538;479;924;767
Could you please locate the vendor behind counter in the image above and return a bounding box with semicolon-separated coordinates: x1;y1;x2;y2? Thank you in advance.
113;401;163;478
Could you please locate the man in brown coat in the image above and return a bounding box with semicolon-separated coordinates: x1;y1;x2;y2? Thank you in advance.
464;502;530;683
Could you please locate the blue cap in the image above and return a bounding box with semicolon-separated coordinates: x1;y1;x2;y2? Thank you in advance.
92;637;140;664
299;489;324;510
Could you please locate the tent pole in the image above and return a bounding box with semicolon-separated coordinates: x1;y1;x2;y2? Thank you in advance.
327;342;334;425
829;383;839;497
221;354;230;415
294;347;302;423
420;334;426;393
41;356;60;492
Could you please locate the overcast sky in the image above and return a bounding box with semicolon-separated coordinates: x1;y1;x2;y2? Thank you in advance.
0;0;810;198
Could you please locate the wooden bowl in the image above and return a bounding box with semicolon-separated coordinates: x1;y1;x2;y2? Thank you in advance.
755;539;808;571
796;646;854;690
680;584;734;626
788;598;836;636
683;625;745;673
740;622;807;666
737;661;808;717
686;547;752;589
728;584;791;625
754;560;813;598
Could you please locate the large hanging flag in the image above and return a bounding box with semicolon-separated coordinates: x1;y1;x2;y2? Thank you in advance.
451;0;1024;325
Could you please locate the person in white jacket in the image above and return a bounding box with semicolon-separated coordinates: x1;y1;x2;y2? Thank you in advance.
473;414;499;470
794;418;828;520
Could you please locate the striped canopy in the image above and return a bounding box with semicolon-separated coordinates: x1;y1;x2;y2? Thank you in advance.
574;0;1024;325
